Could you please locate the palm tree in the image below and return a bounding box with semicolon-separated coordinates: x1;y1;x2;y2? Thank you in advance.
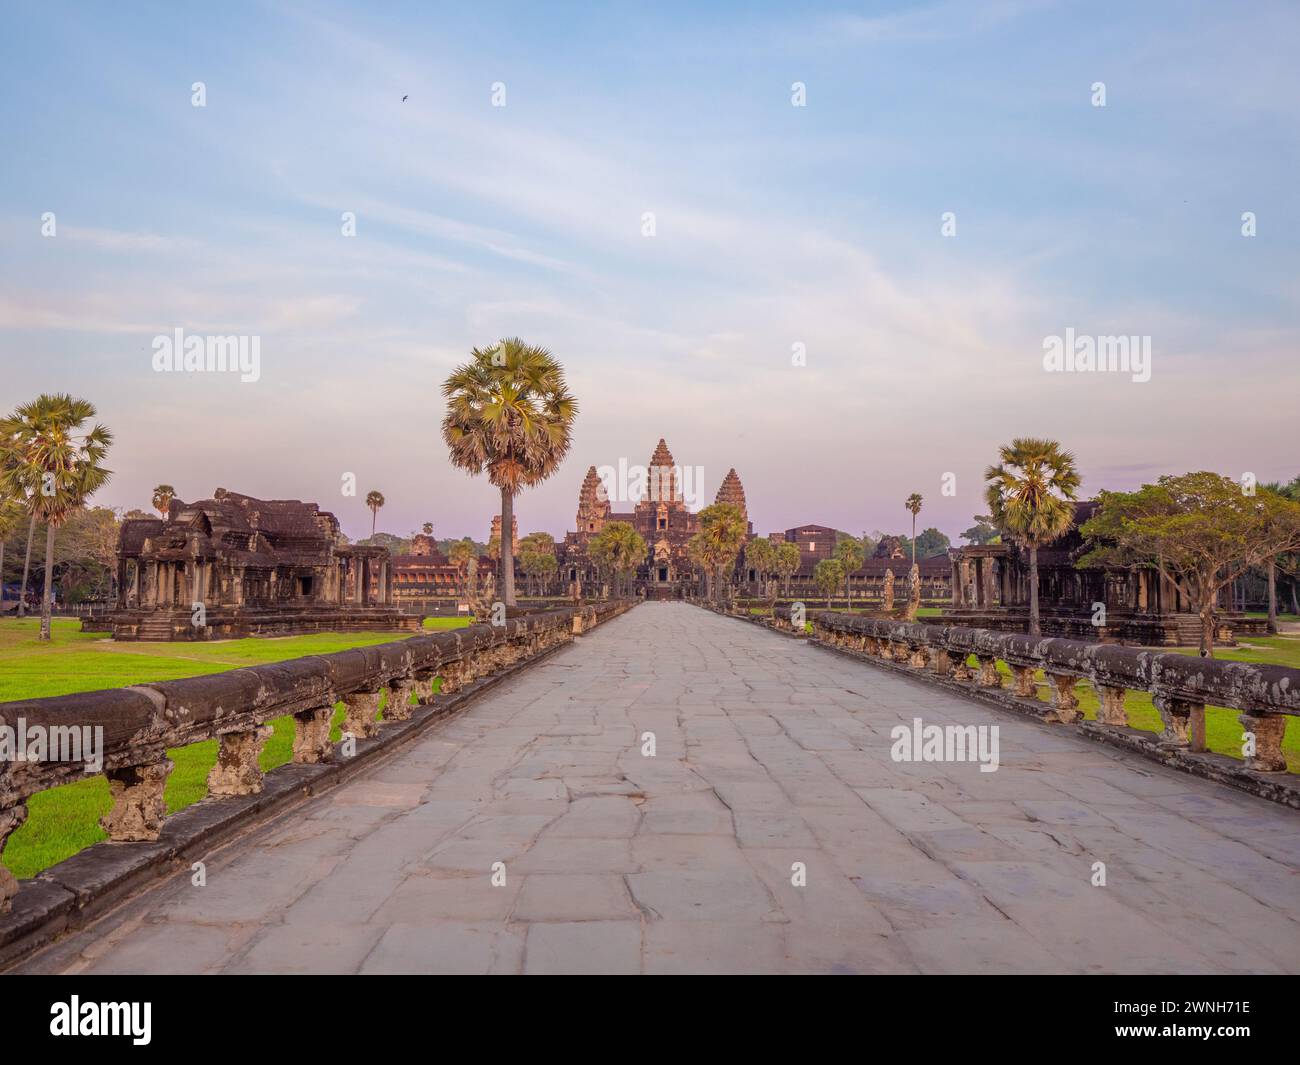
984;438;1080;637
422;522;434;536
775;542;801;598
448;538;476;598
442;338;578;607
814;558;843;610
0;395;113;640
152;484;176;519
905;493;923;565
697;503;747;604
686;532;710;599
590;522;645;597
745;536;777;605
834;535;864;612
366;491;385;537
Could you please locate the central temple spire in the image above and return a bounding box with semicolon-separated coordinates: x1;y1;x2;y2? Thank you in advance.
646;438;681;504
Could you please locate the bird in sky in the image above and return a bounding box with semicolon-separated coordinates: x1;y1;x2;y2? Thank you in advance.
402;95;408;102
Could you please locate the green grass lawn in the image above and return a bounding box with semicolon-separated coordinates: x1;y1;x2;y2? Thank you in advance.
0;617;468;880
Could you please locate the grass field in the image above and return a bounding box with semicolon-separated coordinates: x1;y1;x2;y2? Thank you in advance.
0;617;468;879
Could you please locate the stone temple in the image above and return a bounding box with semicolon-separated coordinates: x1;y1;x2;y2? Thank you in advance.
106;489;414;640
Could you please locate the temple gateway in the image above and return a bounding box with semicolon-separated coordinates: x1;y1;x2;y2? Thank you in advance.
106;489;415;640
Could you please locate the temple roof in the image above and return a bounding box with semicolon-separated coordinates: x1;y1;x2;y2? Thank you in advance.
714;468;747;515
649;438;675;468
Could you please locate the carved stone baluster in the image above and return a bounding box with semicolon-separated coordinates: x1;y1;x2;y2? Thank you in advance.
386;678;416;722
929;648;953;676
293;703;335;763
1011;665;1037;699
413;674;436;705
1045;673;1081;723
101;758;174;841
908;645;929;669
0;803;28;914
951;653;974;682
208;725;274;796
1094;685;1128;728
341;688;382;739
1238;712;1288;772
1152;694;1196;747
976;655;1001;688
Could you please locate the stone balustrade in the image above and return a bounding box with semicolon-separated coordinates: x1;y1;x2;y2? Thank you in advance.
809;613;1300;793
0;603;635;916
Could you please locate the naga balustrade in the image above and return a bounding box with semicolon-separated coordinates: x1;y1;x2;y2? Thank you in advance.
0;606;617;914
810;612;1300;775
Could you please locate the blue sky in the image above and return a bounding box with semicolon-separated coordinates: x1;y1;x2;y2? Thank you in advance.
1;0;1296;542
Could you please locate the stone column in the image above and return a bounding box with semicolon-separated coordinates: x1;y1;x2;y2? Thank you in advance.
1095;685;1128;727
0;804;27;914
1045;674;1081;723
341;689;381;739
207;726;274;796
386;678;416;722
1239;712;1287;772
101;759;175;841
293;704;335;763
1152;694;1198;748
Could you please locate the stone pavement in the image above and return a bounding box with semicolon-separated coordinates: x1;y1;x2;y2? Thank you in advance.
20;603;1300;974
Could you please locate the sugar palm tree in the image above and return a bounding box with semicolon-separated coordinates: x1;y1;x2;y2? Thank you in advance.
744;536;777;606
442;338;578;607
448;538;476;598
697;503;747;604
905;493;923;565
152;484;175;519
834;535;864;612
814;558;843;610
422;522;434;536
0;395;113;640
775;541;801;598
984;438;1080;637
366;490;385;537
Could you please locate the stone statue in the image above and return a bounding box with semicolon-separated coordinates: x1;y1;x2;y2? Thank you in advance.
904;563;921;621
471;572;496;624
883;568;895;613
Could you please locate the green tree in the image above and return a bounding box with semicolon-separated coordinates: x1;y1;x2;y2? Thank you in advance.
775;541;801;598
913;527;951;559
961;515;1000;545
590;522;645;597
984;438;1081;637
697;503;748;604
1260;478;1300;632
448;538;476;597
519;531;557;595
834;535;864;612
814;558;843;610
442;338;578;607
905;493;923;565
1081;472;1300;657
0;395;113;639
0;491;24;612
744;536;777;607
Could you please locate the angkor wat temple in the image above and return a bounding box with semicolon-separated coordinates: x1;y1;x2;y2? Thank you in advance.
106;489;416;640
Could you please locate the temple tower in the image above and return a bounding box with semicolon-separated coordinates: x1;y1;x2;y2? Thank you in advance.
576;465;610;537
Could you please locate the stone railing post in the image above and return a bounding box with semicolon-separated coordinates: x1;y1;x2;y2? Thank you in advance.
929;648;953;676
439;658;467;694
1045;673;1082;724
208;725;274;796
1;803;27;913
907;644;929;669
293;703;335;764
341;688;382;739
1239;712;1288;772
976;655;1001;688
1152;694;1199;748
412;673;437;705
1010;665;1037;698
951;653;974;682
1094;685;1128;728
101;758;175;842
386;677;416;722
